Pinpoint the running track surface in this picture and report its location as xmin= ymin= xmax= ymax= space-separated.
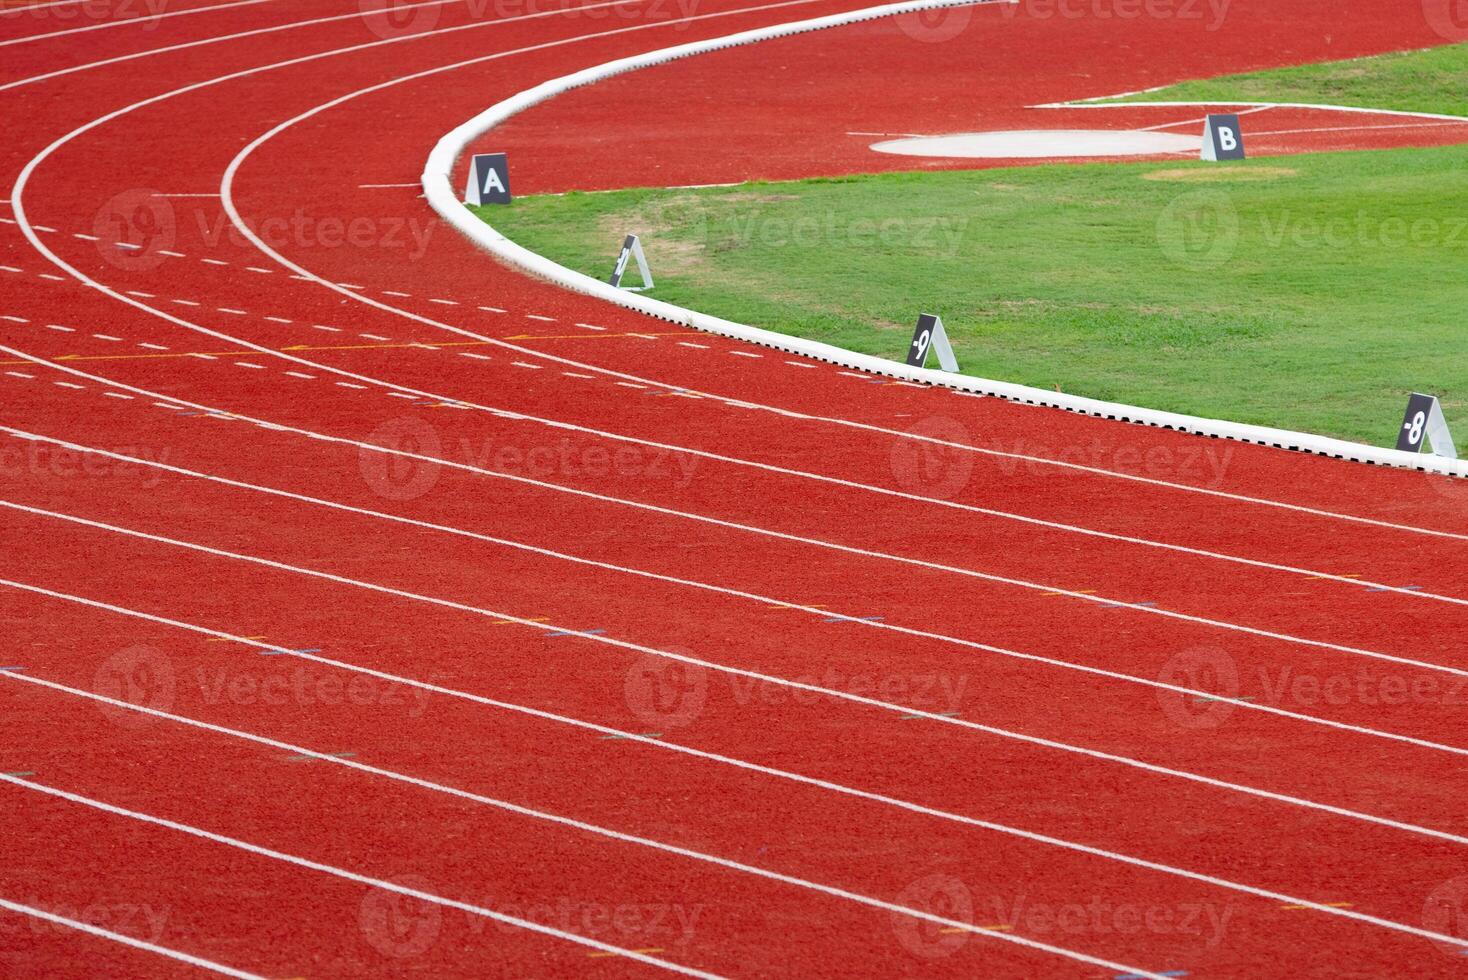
xmin=2 ymin=0 xmax=1468 ymax=977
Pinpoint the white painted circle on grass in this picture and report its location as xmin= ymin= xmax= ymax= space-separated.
xmin=871 ymin=129 xmax=1204 ymax=159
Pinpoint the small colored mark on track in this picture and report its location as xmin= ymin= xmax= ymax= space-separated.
xmin=586 ymin=947 xmax=668 ymax=959
xmin=284 ymin=752 xmax=357 ymax=763
xmin=599 ymin=732 xmax=662 ymax=741
xmin=1280 ymin=901 xmax=1353 ymax=911
xmin=546 ymin=628 xmax=607 ymax=638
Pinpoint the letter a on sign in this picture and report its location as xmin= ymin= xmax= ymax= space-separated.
xmin=906 ymin=313 xmax=959 ymax=373
xmin=464 ymin=153 xmax=511 ymax=205
xmin=1396 ymin=391 xmax=1458 ymax=459
xmin=1201 ymin=114 xmax=1245 ymax=161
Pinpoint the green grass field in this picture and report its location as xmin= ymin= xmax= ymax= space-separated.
xmin=477 ymin=46 xmax=1468 ymax=447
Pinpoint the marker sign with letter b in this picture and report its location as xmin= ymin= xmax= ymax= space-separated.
xmin=1201 ymin=115 xmax=1245 ymax=162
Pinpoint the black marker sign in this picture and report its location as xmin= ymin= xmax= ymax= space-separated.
xmin=906 ymin=313 xmax=959 ymax=372
xmin=1397 ymin=391 xmax=1457 ymax=458
xmin=1201 ymin=115 xmax=1246 ymax=162
xmin=464 ymin=153 xmax=511 ymax=206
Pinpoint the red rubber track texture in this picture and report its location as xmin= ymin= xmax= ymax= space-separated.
xmin=3 ymin=0 xmax=1468 ymax=976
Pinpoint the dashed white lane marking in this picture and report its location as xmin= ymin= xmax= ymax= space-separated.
xmin=234 ymin=362 xmax=265 ymax=370
xmin=4 ymin=371 xmax=34 ymax=379
xmin=429 ymin=298 xmax=457 ymax=306
xmin=459 ymin=352 xmax=491 ymax=361
xmin=616 ymin=382 xmax=646 ymax=390
xmin=383 ymin=290 xmax=410 ymax=297
xmin=0 ymin=266 xmax=20 ymax=274
xmin=386 ymin=391 xmax=416 ymax=399
xmin=187 ymin=353 xmax=216 ymax=360
xmin=45 ymin=324 xmax=73 ymax=332
xmin=202 ymin=258 xmax=228 ymax=266
xmin=53 ymin=381 xmax=83 ymax=389
xmin=786 ymin=360 xmax=817 ymax=368
xmin=92 ymin=334 xmax=121 ymax=342
xmin=0 ymin=315 xmax=27 ymax=323
xmin=138 ymin=343 xmax=169 ymax=351
xmin=246 ymin=267 xmax=273 ymax=274
xmin=171 ymin=299 xmax=202 ymax=307
xmin=575 ymin=323 xmax=606 ymax=331
xmin=217 ymin=308 xmax=247 ymax=315
xmin=839 ymin=371 xmax=870 ymax=378
xmin=678 ymin=342 xmax=709 ymax=349
xmin=102 ymin=392 xmax=133 ymax=399
xmin=38 ymin=273 xmax=63 ymax=281
xmin=360 ymin=333 xmax=390 ymax=341
xmin=730 ymin=350 xmax=762 ymax=358
xmin=562 ymin=372 xmax=595 ymax=379
xmin=335 ymin=381 xmax=367 ymax=389
xmin=511 ymin=361 xmax=543 ymax=370
xmin=284 ymin=371 xmax=315 ymax=380
xmin=478 ymin=305 xmax=506 ymax=313
xmin=312 ymin=325 xmax=341 ymax=333
xmin=526 ymin=314 xmax=556 ymax=322
xmin=124 ymin=290 xmax=154 ymax=299
xmin=264 ymin=316 xmax=292 ymax=324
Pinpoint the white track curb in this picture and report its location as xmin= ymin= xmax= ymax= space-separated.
xmin=422 ymin=0 xmax=1468 ymax=480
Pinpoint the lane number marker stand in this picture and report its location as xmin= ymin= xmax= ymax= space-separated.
xmin=906 ymin=313 xmax=958 ymax=372
xmin=1201 ymin=114 xmax=1245 ymax=161
xmin=608 ymin=234 xmax=653 ymax=292
xmin=464 ymin=153 xmax=511 ymax=205
xmin=1396 ymin=392 xmax=1458 ymax=458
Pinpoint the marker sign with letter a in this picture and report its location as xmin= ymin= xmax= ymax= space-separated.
xmin=1201 ymin=114 xmax=1245 ymax=162
xmin=464 ymin=153 xmax=511 ymax=205
xmin=1396 ymin=391 xmax=1458 ymax=458
xmin=608 ymin=234 xmax=653 ymax=291
xmin=906 ymin=313 xmax=959 ymax=373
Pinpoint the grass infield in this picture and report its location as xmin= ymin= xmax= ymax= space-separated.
xmin=478 ymin=47 xmax=1468 ymax=447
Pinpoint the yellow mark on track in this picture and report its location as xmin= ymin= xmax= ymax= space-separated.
xmin=586 ymin=947 xmax=667 ymax=959
xmin=1041 ymin=589 xmax=1097 ymax=597
xmin=490 ymin=617 xmax=550 ymax=626
xmin=503 ymin=332 xmax=685 ymax=341
xmin=206 ymin=635 xmax=266 ymax=643
xmin=1280 ymin=901 xmax=1353 ymax=911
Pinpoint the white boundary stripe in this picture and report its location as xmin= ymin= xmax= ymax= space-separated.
xmin=3 ymin=427 xmax=1465 ymax=758
xmin=0 ymin=0 xmax=280 ymax=49
xmin=7 ymin=15 xmax=1465 ymax=545
xmin=2 ymin=348 xmax=1464 ymax=683
xmin=0 ymin=896 xmax=263 ymax=979
xmin=0 ymin=672 xmax=1170 ymax=977
xmin=1040 ymin=97 xmax=1468 ymax=125
xmin=5 ymin=587 xmax=1463 ymax=956
xmin=0 ymin=775 xmax=723 ymax=977
xmin=6 ymin=499 xmax=1468 ymax=847
xmin=420 ymin=28 xmax=1468 ymax=480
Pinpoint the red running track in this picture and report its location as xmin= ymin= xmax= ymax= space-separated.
xmin=3 ymin=0 xmax=1468 ymax=976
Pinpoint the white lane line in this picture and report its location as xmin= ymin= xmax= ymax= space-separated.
xmin=234 ymin=362 xmax=265 ymax=370
xmin=334 ymin=381 xmax=367 ymax=390
xmin=478 ymin=306 xmax=506 ymax=313
xmin=138 ymin=343 xmax=169 ymax=350
xmin=729 ymin=350 xmax=761 ymax=358
xmin=7 ymin=673 xmax=1184 ymax=978
xmin=188 ymin=0 xmax=1468 ymax=536
xmin=0 ymin=897 xmax=262 ymax=980
xmin=0 ymin=774 xmax=722 ymax=979
xmin=511 ymin=361 xmax=543 ymax=370
xmin=4 ymin=590 xmax=1437 ymax=963
xmin=360 ymin=333 xmax=390 ymax=341
xmin=785 ymin=360 xmax=816 ymax=368
xmin=5 ymin=498 xmax=1466 ymax=849
xmin=312 ymin=324 xmax=341 ymax=332
xmin=4 ymin=371 xmax=34 ymax=379
xmin=1 ymin=325 xmax=1460 ymax=684
xmin=102 ymin=392 xmax=132 ymax=399
xmin=562 ymin=371 xmax=594 ymax=378
xmin=459 ymin=352 xmax=491 ymax=360
xmin=677 ymin=341 xmax=708 ymax=348
xmin=0 ymin=0 xmax=284 ymax=51
xmin=574 ymin=323 xmax=606 ymax=331
xmin=526 ymin=314 xmax=556 ymax=322
xmin=263 ymin=316 xmax=292 ymax=324
xmin=283 ymin=371 xmax=314 ymax=380
xmin=171 ymin=299 xmax=202 ymax=307
xmin=8 ymin=425 xmax=1461 ymax=761
xmin=428 ymin=298 xmax=457 ymax=305
xmin=52 ymin=381 xmax=82 ymax=389
xmin=45 ymin=323 xmax=72 ymax=332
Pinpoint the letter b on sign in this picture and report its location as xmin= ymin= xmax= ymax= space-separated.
xmin=1201 ymin=114 xmax=1245 ymax=162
